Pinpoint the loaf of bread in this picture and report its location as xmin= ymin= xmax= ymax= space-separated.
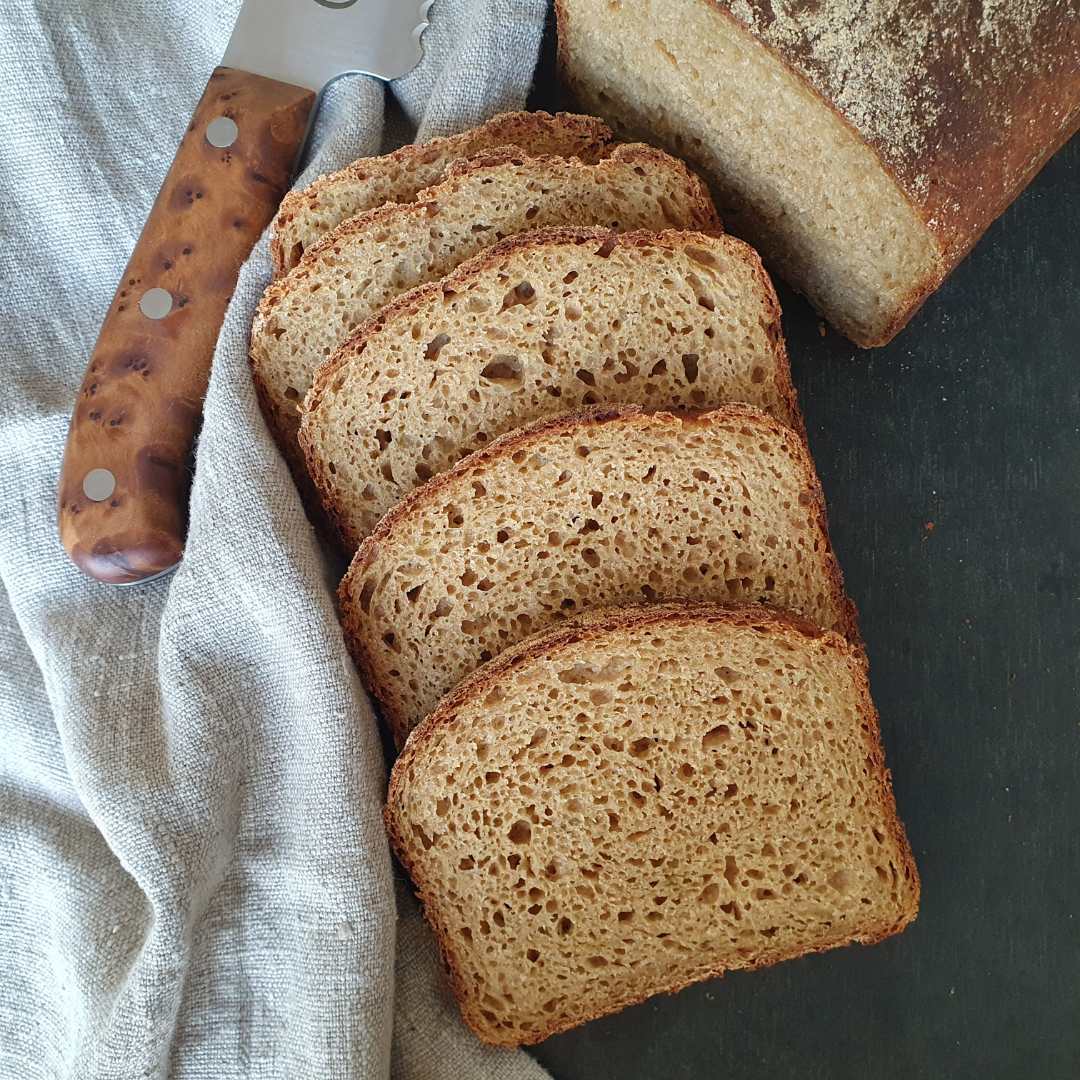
xmin=301 ymin=227 xmax=797 ymax=550
xmin=342 ymin=404 xmax=856 ymax=744
xmin=556 ymin=0 xmax=1080 ymax=346
xmin=251 ymin=146 xmax=719 ymax=479
xmin=269 ymin=111 xmax=613 ymax=276
xmin=386 ymin=601 xmax=920 ymax=1045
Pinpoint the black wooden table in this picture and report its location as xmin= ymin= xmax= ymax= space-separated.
xmin=529 ymin=29 xmax=1080 ymax=1080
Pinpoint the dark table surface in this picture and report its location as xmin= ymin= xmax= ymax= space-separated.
xmin=527 ymin=26 xmax=1080 ymax=1080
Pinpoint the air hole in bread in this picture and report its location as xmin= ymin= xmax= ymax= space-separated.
xmin=595 ymin=235 xmax=618 ymax=258
xmin=508 ymin=820 xmax=532 ymax=845
xmin=658 ymin=195 xmax=681 ymax=225
xmin=828 ymin=869 xmax=853 ymax=894
xmin=501 ymin=281 xmax=536 ymax=311
xmin=358 ymin=578 xmax=376 ymax=613
xmin=479 ymin=358 xmax=523 ymax=388
xmin=425 ymin=333 xmax=450 ymax=360
xmin=685 ymin=246 xmax=720 ymax=269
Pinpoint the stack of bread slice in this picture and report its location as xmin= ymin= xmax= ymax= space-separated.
xmin=252 ymin=111 xmax=919 ymax=1046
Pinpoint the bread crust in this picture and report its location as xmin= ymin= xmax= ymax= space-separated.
xmin=339 ymin=402 xmax=858 ymax=745
xmin=385 ymin=600 xmax=920 ymax=1045
xmin=555 ymin=0 xmax=1080 ymax=345
xmin=300 ymin=226 xmax=800 ymax=553
xmin=269 ymin=110 xmax=614 ymax=276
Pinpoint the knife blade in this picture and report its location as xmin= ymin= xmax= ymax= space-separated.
xmin=58 ymin=0 xmax=432 ymax=585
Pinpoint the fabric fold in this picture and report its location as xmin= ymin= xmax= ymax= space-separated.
xmin=0 ymin=0 xmax=552 ymax=1076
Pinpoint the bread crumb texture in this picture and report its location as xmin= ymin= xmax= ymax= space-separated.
xmin=270 ymin=110 xmax=613 ymax=275
xmin=387 ymin=603 xmax=919 ymax=1045
xmin=253 ymin=144 xmax=718 ymax=464
xmin=302 ymin=228 xmax=795 ymax=550
xmin=343 ymin=404 xmax=854 ymax=743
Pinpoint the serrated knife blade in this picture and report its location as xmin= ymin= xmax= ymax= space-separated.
xmin=59 ymin=0 xmax=431 ymax=585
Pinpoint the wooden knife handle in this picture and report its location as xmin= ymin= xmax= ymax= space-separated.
xmin=58 ymin=67 xmax=315 ymax=585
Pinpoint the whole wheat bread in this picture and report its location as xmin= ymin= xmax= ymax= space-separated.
xmin=342 ymin=404 xmax=855 ymax=744
xmin=556 ymin=0 xmax=1080 ymax=346
xmin=300 ymin=227 xmax=795 ymax=551
xmin=252 ymin=145 xmax=720 ymax=480
xmin=270 ymin=111 xmax=613 ymax=276
xmin=386 ymin=601 xmax=920 ymax=1046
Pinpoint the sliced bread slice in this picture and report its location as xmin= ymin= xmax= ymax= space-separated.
xmin=252 ymin=145 xmax=719 ymax=479
xmin=386 ymin=601 xmax=920 ymax=1046
xmin=342 ymin=404 xmax=855 ymax=744
xmin=270 ymin=111 xmax=613 ymax=276
xmin=301 ymin=227 xmax=795 ymax=551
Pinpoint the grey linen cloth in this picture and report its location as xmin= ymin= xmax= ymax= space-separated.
xmin=0 ymin=2 xmax=554 ymax=1077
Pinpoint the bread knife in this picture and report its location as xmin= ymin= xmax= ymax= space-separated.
xmin=58 ymin=0 xmax=432 ymax=585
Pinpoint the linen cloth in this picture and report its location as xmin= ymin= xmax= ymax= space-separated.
xmin=0 ymin=2 xmax=553 ymax=1077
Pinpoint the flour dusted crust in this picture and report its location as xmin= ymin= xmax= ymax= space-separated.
xmin=717 ymin=0 xmax=1080 ymax=261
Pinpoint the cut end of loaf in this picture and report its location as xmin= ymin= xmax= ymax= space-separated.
xmin=387 ymin=602 xmax=919 ymax=1045
xmin=556 ymin=0 xmax=945 ymax=346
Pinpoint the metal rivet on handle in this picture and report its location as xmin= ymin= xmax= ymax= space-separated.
xmin=139 ymin=287 xmax=173 ymax=320
xmin=83 ymin=468 xmax=116 ymax=502
xmin=206 ymin=116 xmax=239 ymax=149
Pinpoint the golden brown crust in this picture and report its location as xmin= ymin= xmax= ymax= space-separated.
xmin=385 ymin=600 xmax=920 ymax=1045
xmin=340 ymin=402 xmax=857 ymax=746
xmin=269 ymin=110 xmax=614 ymax=275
